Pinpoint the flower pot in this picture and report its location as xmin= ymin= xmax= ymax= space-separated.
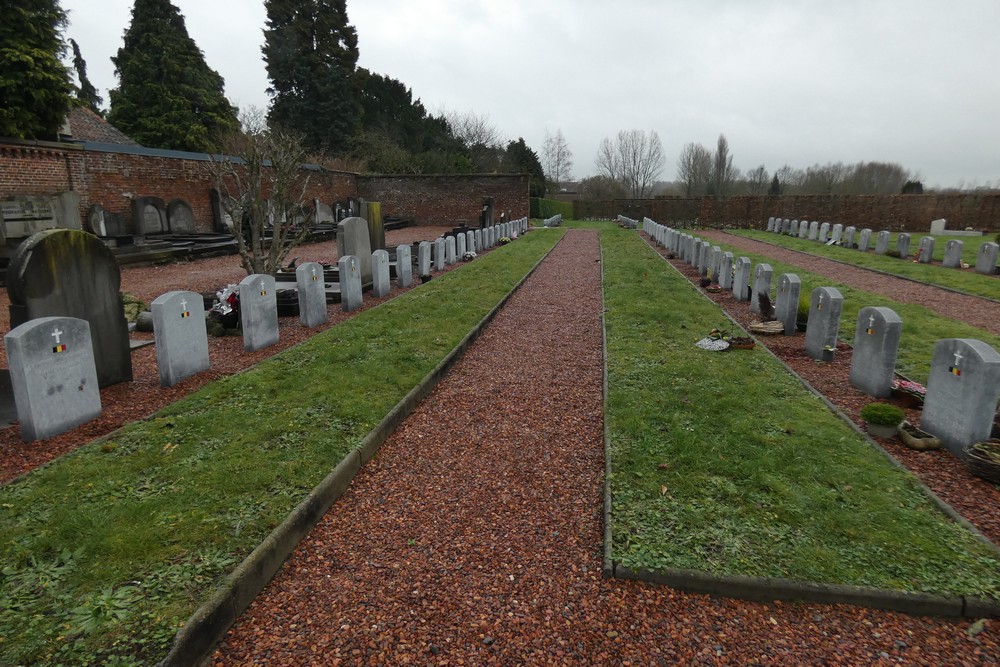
xmin=898 ymin=421 xmax=941 ymax=451
xmin=891 ymin=389 xmax=924 ymax=409
xmin=966 ymin=439 xmax=1000 ymax=484
xmin=865 ymin=422 xmax=899 ymax=438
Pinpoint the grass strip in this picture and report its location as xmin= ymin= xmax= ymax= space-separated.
xmin=602 ymin=226 xmax=1000 ymax=599
xmin=729 ymin=229 xmax=1000 ymax=301
xmin=0 ymin=229 xmax=562 ymax=667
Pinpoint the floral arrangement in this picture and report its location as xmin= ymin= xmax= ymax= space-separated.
xmin=462 ymin=251 xmax=477 ymax=262
xmin=891 ymin=379 xmax=926 ymax=398
xmin=498 ymin=236 xmax=512 ymax=245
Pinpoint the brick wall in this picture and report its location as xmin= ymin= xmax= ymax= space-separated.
xmin=577 ymin=195 xmax=1000 ymax=233
xmin=359 ymin=174 xmax=530 ymax=226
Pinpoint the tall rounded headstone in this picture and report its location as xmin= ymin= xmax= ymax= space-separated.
xmin=849 ymin=306 xmax=902 ymax=398
xmin=922 ymin=339 xmax=1000 ymax=457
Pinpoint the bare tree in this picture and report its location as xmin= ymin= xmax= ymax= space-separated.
xmin=676 ymin=142 xmax=712 ymax=196
xmin=209 ymin=107 xmax=315 ymax=276
xmin=579 ymin=174 xmax=625 ymax=200
xmin=774 ymin=164 xmax=804 ymax=194
xmin=444 ymin=109 xmax=503 ymax=148
xmin=595 ymin=129 xmax=664 ymax=198
xmin=711 ymin=134 xmax=739 ymax=198
xmin=744 ymin=164 xmax=769 ymax=195
xmin=542 ymin=129 xmax=574 ymax=192
xmin=843 ymin=161 xmax=910 ymax=194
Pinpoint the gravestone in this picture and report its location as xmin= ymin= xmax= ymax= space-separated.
xmin=474 ymin=229 xmax=483 ymax=251
xmin=804 ymin=287 xmax=843 ymax=361
xmin=314 ymin=201 xmax=335 ymax=224
xmin=1 ymin=193 xmax=81 ymax=243
xmin=396 ymin=245 xmax=413 ymax=288
xmin=808 ymin=221 xmax=819 ymax=240
xmin=152 ymin=290 xmax=210 ymax=386
xmin=131 ymin=196 xmax=167 ymax=235
xmin=466 ymin=230 xmax=476 ymax=253
xmin=86 ymin=204 xmax=126 ymax=237
xmin=849 ymin=307 xmax=902 ymax=398
xmin=733 ymin=257 xmax=751 ymax=302
xmin=844 ymin=226 xmax=857 ymax=247
xmin=975 ymin=242 xmax=999 ymax=275
xmin=917 ymin=236 xmax=935 ymax=263
xmin=875 ymin=231 xmax=890 ymax=255
xmin=339 ymin=255 xmax=363 ymax=312
xmin=719 ymin=252 xmax=734 ymax=290
xmin=897 ymin=233 xmax=911 ymax=259
xmin=166 ymin=198 xmax=196 ymax=233
xmin=781 ymin=219 xmax=791 ymax=235
xmin=790 ymin=219 xmax=800 ymax=236
xmin=434 ymin=238 xmax=446 ymax=271
xmin=239 ymin=274 xmax=278 ymax=352
xmin=750 ymin=263 xmax=773 ymax=315
xmin=417 ymin=241 xmax=431 ymax=277
xmin=366 ymin=202 xmax=385 ymax=251
xmin=295 ymin=262 xmax=328 ymax=328
xmin=457 ymin=232 xmax=467 ymax=258
xmin=775 ymin=274 xmax=801 ymax=336
xmin=767 ymin=217 xmax=775 ymax=232
xmin=4 ymin=316 xmax=101 ymax=441
xmin=6 ymin=229 xmax=132 ymax=387
xmin=210 ymin=188 xmax=235 ymax=233
xmin=831 ymin=223 xmax=843 ymax=244
xmin=943 ymin=240 xmax=964 ymax=268
xmin=710 ymin=246 xmax=721 ymax=282
xmin=445 ymin=236 xmax=457 ymax=266
xmin=859 ymin=229 xmax=873 ymax=252
xmin=699 ymin=241 xmax=711 ymax=276
xmin=372 ymin=249 xmax=391 ymax=297
xmin=798 ymin=221 xmax=809 ymax=239
xmin=337 ymin=217 xmax=373 ymax=284
xmin=922 ymin=339 xmax=1000 ymax=457
xmin=818 ymin=222 xmax=830 ymax=243
xmin=691 ymin=238 xmax=701 ymax=267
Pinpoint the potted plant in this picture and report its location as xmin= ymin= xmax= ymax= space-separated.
xmin=890 ymin=379 xmax=926 ymax=409
xmin=897 ymin=421 xmax=942 ymax=451
xmin=966 ymin=439 xmax=1000 ymax=484
xmin=860 ymin=403 xmax=904 ymax=438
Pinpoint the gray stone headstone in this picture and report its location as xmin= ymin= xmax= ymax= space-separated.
xmin=417 ymin=241 xmax=431 ymax=277
xmin=804 ymin=287 xmax=844 ymax=361
xmin=922 ymin=339 xmax=1000 ymax=457
xmin=859 ymin=229 xmax=873 ymax=252
xmin=239 ymin=274 xmax=278 ymax=352
xmin=808 ymin=221 xmax=819 ymax=240
xmin=86 ymin=204 xmax=108 ymax=237
xmin=897 ymin=233 xmax=911 ymax=259
xmin=337 ymin=217 xmax=373 ymax=285
xmin=152 ymin=290 xmax=210 ymax=386
xmin=434 ymin=238 xmax=446 ymax=271
xmin=798 ymin=221 xmax=809 ymax=239
xmin=699 ymin=241 xmax=711 ymax=276
xmin=4 ymin=316 xmax=101 ymax=441
xmin=396 ymin=244 xmax=413 ymax=288
xmin=790 ymin=219 xmax=800 ymax=236
xmin=691 ymin=238 xmax=701 ymax=267
xmin=831 ymin=223 xmax=843 ymax=244
xmin=719 ymin=252 xmax=734 ymax=290
xmin=456 ymin=232 xmax=467 ymax=258
xmin=943 ymin=240 xmax=964 ymax=269
xmin=767 ymin=217 xmax=775 ymax=232
xmin=166 ymin=198 xmax=196 ymax=233
xmin=775 ymin=274 xmax=801 ymax=336
xmin=474 ymin=229 xmax=483 ymax=251
xmin=445 ymin=236 xmax=456 ymax=265
xmin=975 ymin=242 xmax=998 ymax=275
xmin=372 ymin=249 xmax=391 ymax=297
xmin=710 ymin=246 xmax=721 ymax=282
xmin=875 ymin=231 xmax=890 ymax=255
xmin=733 ymin=257 xmax=751 ymax=302
xmin=818 ymin=222 xmax=830 ymax=243
xmin=6 ymin=229 xmax=132 ymax=387
xmin=917 ymin=236 xmax=935 ymax=263
xmin=210 ymin=188 xmax=235 ymax=233
xmin=844 ymin=226 xmax=857 ymax=247
xmin=466 ymin=230 xmax=476 ymax=253
xmin=296 ymin=262 xmax=328 ymax=328
xmin=132 ymin=196 xmax=167 ymax=235
xmin=314 ymin=201 xmax=335 ymax=224
xmin=781 ymin=219 xmax=791 ymax=235
xmin=339 ymin=255 xmax=363 ymax=312
xmin=849 ymin=306 xmax=902 ymax=398
xmin=750 ymin=263 xmax=773 ymax=315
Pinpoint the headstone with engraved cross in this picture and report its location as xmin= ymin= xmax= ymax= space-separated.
xmin=152 ymin=290 xmax=210 ymax=386
xmin=239 ymin=274 xmax=279 ymax=352
xmin=295 ymin=262 xmax=328 ymax=328
xmin=849 ymin=307 xmax=902 ymax=398
xmin=922 ymin=339 xmax=1000 ymax=457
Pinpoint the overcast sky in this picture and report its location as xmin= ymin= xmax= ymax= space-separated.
xmin=61 ymin=0 xmax=1000 ymax=189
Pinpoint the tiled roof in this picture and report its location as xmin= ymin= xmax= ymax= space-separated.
xmin=65 ymin=107 xmax=140 ymax=146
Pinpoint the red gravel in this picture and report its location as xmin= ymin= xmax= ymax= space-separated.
xmin=209 ymin=230 xmax=998 ymax=667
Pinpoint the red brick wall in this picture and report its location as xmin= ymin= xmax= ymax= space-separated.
xmin=0 ymin=143 xmax=78 ymax=197
xmin=359 ymin=174 xmax=530 ymax=226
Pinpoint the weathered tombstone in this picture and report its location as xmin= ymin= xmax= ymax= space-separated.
xmin=210 ymin=188 xmax=235 ymax=233
xmin=434 ymin=238 xmax=446 ymax=271
xmin=719 ymin=252 xmax=734 ymax=290
xmin=710 ymin=246 xmax=721 ymax=282
xmin=337 ymin=217 xmax=373 ymax=284
xmin=844 ymin=226 xmax=857 ymax=247
xmin=849 ymin=307 xmax=902 ymax=398
xmin=831 ymin=223 xmax=843 ymax=244
xmin=943 ymin=240 xmax=964 ymax=268
xmin=699 ymin=241 xmax=711 ymax=276
xmin=339 ymin=255 xmax=363 ymax=312
xmin=166 ymin=198 xmax=196 ymax=233
xmin=917 ymin=236 xmax=935 ymax=263
xmin=733 ymin=257 xmax=751 ymax=302
xmin=897 ymin=233 xmax=911 ymax=259
xmin=366 ymin=202 xmax=385 ymax=251
xmin=750 ymin=263 xmax=773 ymax=315
xmin=474 ymin=229 xmax=483 ymax=251
xmin=6 ymin=229 xmax=132 ymax=387
xmin=930 ymin=218 xmax=947 ymax=234
xmin=371 ymin=249 xmax=391 ymax=297
xmin=775 ymin=274 xmax=801 ymax=336
xmin=808 ymin=221 xmax=819 ymax=240
xmin=859 ymin=229 xmax=873 ymax=252
xmin=975 ymin=242 xmax=999 ymax=275
xmin=790 ymin=219 xmax=800 ymax=236
xmin=417 ymin=241 xmax=432 ymax=278
xmin=314 ymin=201 xmax=336 ymax=224
xmin=456 ymin=232 xmax=467 ymax=258
xmin=131 ymin=196 xmax=167 ymax=235
xmin=466 ymin=230 xmax=476 ymax=253
xmin=798 ymin=221 xmax=809 ymax=239
xmin=396 ymin=244 xmax=413 ymax=288
xmin=781 ymin=219 xmax=791 ymax=235
xmin=445 ymin=236 xmax=457 ymax=265
xmin=152 ymin=290 xmax=210 ymax=386
xmin=875 ymin=231 xmax=890 ymax=255
xmin=804 ymin=287 xmax=844 ymax=362
xmin=295 ymin=262 xmax=327 ymax=328
xmin=239 ymin=274 xmax=278 ymax=352
xmin=767 ymin=217 xmax=775 ymax=232
xmin=818 ymin=222 xmax=830 ymax=242
xmin=922 ymin=339 xmax=1000 ymax=457
xmin=4 ymin=316 xmax=101 ymax=441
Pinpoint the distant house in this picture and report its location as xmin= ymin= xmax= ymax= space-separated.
xmin=59 ymin=107 xmax=140 ymax=146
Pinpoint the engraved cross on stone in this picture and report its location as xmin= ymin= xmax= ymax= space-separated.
xmin=818 ymin=294 xmax=825 ymax=310
xmin=180 ymin=299 xmax=187 ymax=311
xmin=51 ymin=328 xmax=63 ymax=345
xmin=311 ymin=267 xmax=318 ymax=280
xmin=953 ymin=351 xmax=963 ymax=367
xmin=868 ymin=314 xmax=876 ymax=328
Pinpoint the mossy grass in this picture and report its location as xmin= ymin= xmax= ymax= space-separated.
xmin=0 ymin=230 xmax=562 ymax=666
xmin=731 ymin=229 xmax=999 ymax=301
xmin=602 ymin=227 xmax=1000 ymax=598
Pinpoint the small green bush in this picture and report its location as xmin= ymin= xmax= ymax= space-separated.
xmin=797 ymin=297 xmax=810 ymax=322
xmin=859 ymin=402 xmax=905 ymax=426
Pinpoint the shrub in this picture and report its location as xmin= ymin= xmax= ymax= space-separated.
xmin=797 ymin=297 xmax=810 ymax=323
xmin=860 ymin=403 xmax=905 ymax=426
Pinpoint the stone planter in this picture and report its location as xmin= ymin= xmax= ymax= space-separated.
xmin=865 ymin=422 xmax=899 ymax=438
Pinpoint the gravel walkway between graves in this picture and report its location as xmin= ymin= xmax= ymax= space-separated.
xmin=211 ymin=229 xmax=997 ymax=666
xmin=697 ymin=230 xmax=1000 ymax=336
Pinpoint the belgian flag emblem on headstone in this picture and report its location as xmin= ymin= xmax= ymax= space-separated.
xmin=52 ymin=343 xmax=67 ymax=353
xmin=181 ymin=310 xmax=190 ymax=319
xmin=949 ymin=366 xmax=962 ymax=377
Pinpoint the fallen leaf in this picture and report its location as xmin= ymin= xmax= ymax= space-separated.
xmin=660 ymin=485 xmax=668 ymax=496
xmin=657 ymin=463 xmax=670 ymax=470
xmin=967 ymin=619 xmax=988 ymax=637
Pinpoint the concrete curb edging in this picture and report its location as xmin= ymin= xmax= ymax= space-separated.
xmin=156 ymin=232 xmax=563 ymax=667
xmin=599 ymin=240 xmax=614 ymax=580
xmin=599 ymin=230 xmax=1000 ymax=619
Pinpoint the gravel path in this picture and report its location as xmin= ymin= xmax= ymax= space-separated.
xmin=698 ymin=231 xmax=1000 ymax=336
xmin=210 ymin=230 xmax=997 ymax=666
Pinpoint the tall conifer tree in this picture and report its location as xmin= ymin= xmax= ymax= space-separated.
xmin=263 ymin=0 xmax=360 ymax=153
xmin=108 ymin=0 xmax=239 ymax=151
xmin=69 ymin=38 xmax=103 ymax=115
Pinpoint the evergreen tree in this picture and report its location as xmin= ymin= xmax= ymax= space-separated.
xmin=0 ymin=0 xmax=74 ymax=139
xmin=264 ymin=0 xmax=360 ymax=153
xmin=768 ymin=173 xmax=782 ymax=196
xmin=505 ymin=138 xmax=547 ymax=198
xmin=107 ymin=0 xmax=239 ymax=152
xmin=69 ymin=38 xmax=103 ymax=115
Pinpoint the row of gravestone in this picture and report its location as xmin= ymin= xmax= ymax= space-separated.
xmin=543 ymin=214 xmax=563 ymax=228
xmin=642 ymin=218 xmax=1000 ymax=457
xmin=618 ymin=215 xmax=638 ymax=229
xmin=2 ymin=217 xmax=531 ymax=442
xmin=766 ymin=216 xmax=1000 ymax=275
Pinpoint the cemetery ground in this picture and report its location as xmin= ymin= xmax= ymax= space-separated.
xmin=0 ymin=223 xmax=997 ymax=665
